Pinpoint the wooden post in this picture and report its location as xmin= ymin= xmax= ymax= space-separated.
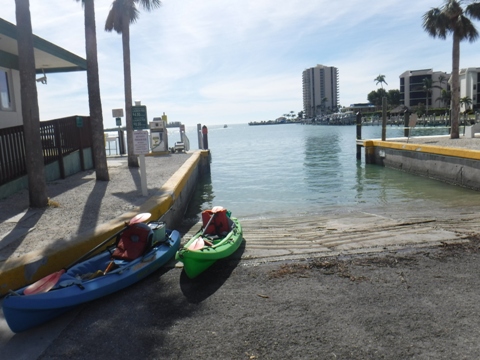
xmin=356 ymin=112 xmax=362 ymax=160
xmin=202 ymin=125 xmax=209 ymax=150
xmin=118 ymin=129 xmax=126 ymax=155
xmin=404 ymin=110 xmax=410 ymax=138
xmin=381 ymin=97 xmax=387 ymax=141
xmin=197 ymin=124 xmax=202 ymax=149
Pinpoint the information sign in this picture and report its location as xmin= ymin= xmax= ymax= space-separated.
xmin=112 ymin=108 xmax=124 ymax=118
xmin=132 ymin=105 xmax=148 ymax=130
xmin=133 ymin=131 xmax=150 ymax=155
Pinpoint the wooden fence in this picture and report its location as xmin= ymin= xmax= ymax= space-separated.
xmin=0 ymin=116 xmax=92 ymax=187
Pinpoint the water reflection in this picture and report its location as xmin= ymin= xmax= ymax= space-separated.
xmin=182 ymin=172 xmax=214 ymax=228
xmin=303 ymin=133 xmax=341 ymax=192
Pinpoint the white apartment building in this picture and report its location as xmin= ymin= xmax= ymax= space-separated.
xmin=459 ymin=67 xmax=480 ymax=112
xmin=302 ymin=64 xmax=339 ymax=119
xmin=399 ymin=69 xmax=450 ymax=110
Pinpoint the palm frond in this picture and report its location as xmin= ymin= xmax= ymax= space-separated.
xmin=457 ymin=16 xmax=479 ymax=42
xmin=442 ymin=0 xmax=463 ymax=18
xmin=136 ymin=0 xmax=162 ymax=11
xmin=466 ymin=2 xmax=480 ymax=22
xmin=423 ymin=8 xmax=449 ymax=38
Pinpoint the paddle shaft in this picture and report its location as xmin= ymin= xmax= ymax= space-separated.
xmin=65 ymin=225 xmax=127 ymax=270
xmin=202 ymin=212 xmax=216 ymax=236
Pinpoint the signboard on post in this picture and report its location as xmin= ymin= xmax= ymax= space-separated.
xmin=133 ymin=131 xmax=149 ymax=155
xmin=132 ymin=105 xmax=148 ymax=130
xmin=112 ymin=108 xmax=124 ymax=118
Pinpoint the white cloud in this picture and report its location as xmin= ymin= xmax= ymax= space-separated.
xmin=3 ymin=0 xmax=480 ymax=127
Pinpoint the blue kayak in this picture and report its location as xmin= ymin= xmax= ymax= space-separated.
xmin=2 ymin=228 xmax=180 ymax=333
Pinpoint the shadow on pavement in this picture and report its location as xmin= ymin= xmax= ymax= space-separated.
xmin=179 ymin=239 xmax=246 ymax=303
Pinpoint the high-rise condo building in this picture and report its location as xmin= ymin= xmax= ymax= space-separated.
xmin=302 ymin=64 xmax=339 ymax=119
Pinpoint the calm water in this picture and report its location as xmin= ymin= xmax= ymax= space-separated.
xmin=181 ymin=123 xmax=480 ymax=220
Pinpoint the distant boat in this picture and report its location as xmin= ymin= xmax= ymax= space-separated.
xmin=224 ymin=124 xmax=227 ymax=128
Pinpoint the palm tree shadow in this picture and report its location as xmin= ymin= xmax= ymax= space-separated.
xmin=179 ymin=239 xmax=246 ymax=304
xmin=0 ymin=208 xmax=45 ymax=261
xmin=76 ymin=180 xmax=108 ymax=235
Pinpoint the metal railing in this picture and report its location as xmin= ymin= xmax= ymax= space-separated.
xmin=0 ymin=116 xmax=92 ymax=186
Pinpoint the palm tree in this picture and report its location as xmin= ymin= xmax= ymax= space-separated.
xmin=76 ymin=0 xmax=109 ymax=181
xmin=423 ymin=0 xmax=480 ymax=138
xmin=437 ymin=74 xmax=448 ymax=87
xmin=460 ymin=96 xmax=473 ymax=111
xmin=15 ymin=0 xmax=48 ymax=207
xmin=105 ymin=0 xmax=161 ymax=167
xmin=374 ymin=74 xmax=388 ymax=89
xmin=436 ymin=88 xmax=451 ymax=108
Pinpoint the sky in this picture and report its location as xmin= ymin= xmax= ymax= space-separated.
xmin=3 ymin=0 xmax=480 ymax=128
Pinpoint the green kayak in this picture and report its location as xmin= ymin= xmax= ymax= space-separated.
xmin=176 ymin=215 xmax=243 ymax=279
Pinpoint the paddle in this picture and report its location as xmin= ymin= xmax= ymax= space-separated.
xmin=23 ymin=212 xmax=151 ymax=296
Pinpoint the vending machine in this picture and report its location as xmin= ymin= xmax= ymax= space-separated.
xmin=149 ymin=119 xmax=168 ymax=153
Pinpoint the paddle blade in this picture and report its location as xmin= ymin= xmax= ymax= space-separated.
xmin=129 ymin=213 xmax=151 ymax=225
xmin=188 ymin=237 xmax=205 ymax=250
xmin=24 ymin=269 xmax=66 ymax=296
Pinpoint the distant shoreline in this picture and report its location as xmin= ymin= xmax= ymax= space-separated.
xmin=248 ymin=121 xmax=299 ymax=126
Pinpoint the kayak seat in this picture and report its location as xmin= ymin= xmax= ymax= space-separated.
xmin=112 ymin=223 xmax=153 ymax=261
xmin=67 ymin=252 xmax=110 ymax=278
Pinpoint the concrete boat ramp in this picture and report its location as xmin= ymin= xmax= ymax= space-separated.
xmin=183 ymin=210 xmax=477 ymax=263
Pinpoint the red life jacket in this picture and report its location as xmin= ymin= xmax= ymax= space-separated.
xmin=202 ymin=209 xmax=231 ymax=236
xmin=112 ymin=223 xmax=153 ymax=261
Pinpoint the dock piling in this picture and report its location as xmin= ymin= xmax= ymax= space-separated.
xmin=381 ymin=97 xmax=387 ymax=141
xmin=356 ymin=112 xmax=362 ymax=160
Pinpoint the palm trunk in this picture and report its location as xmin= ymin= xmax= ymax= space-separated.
xmin=15 ymin=0 xmax=48 ymax=207
xmin=122 ymin=13 xmax=138 ymax=168
xmin=84 ymin=0 xmax=109 ymax=180
xmin=450 ymin=33 xmax=461 ymax=139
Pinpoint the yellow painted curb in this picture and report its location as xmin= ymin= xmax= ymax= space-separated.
xmin=365 ymin=140 xmax=480 ymax=161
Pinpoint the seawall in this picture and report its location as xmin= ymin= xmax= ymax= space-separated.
xmin=361 ymin=139 xmax=480 ymax=191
